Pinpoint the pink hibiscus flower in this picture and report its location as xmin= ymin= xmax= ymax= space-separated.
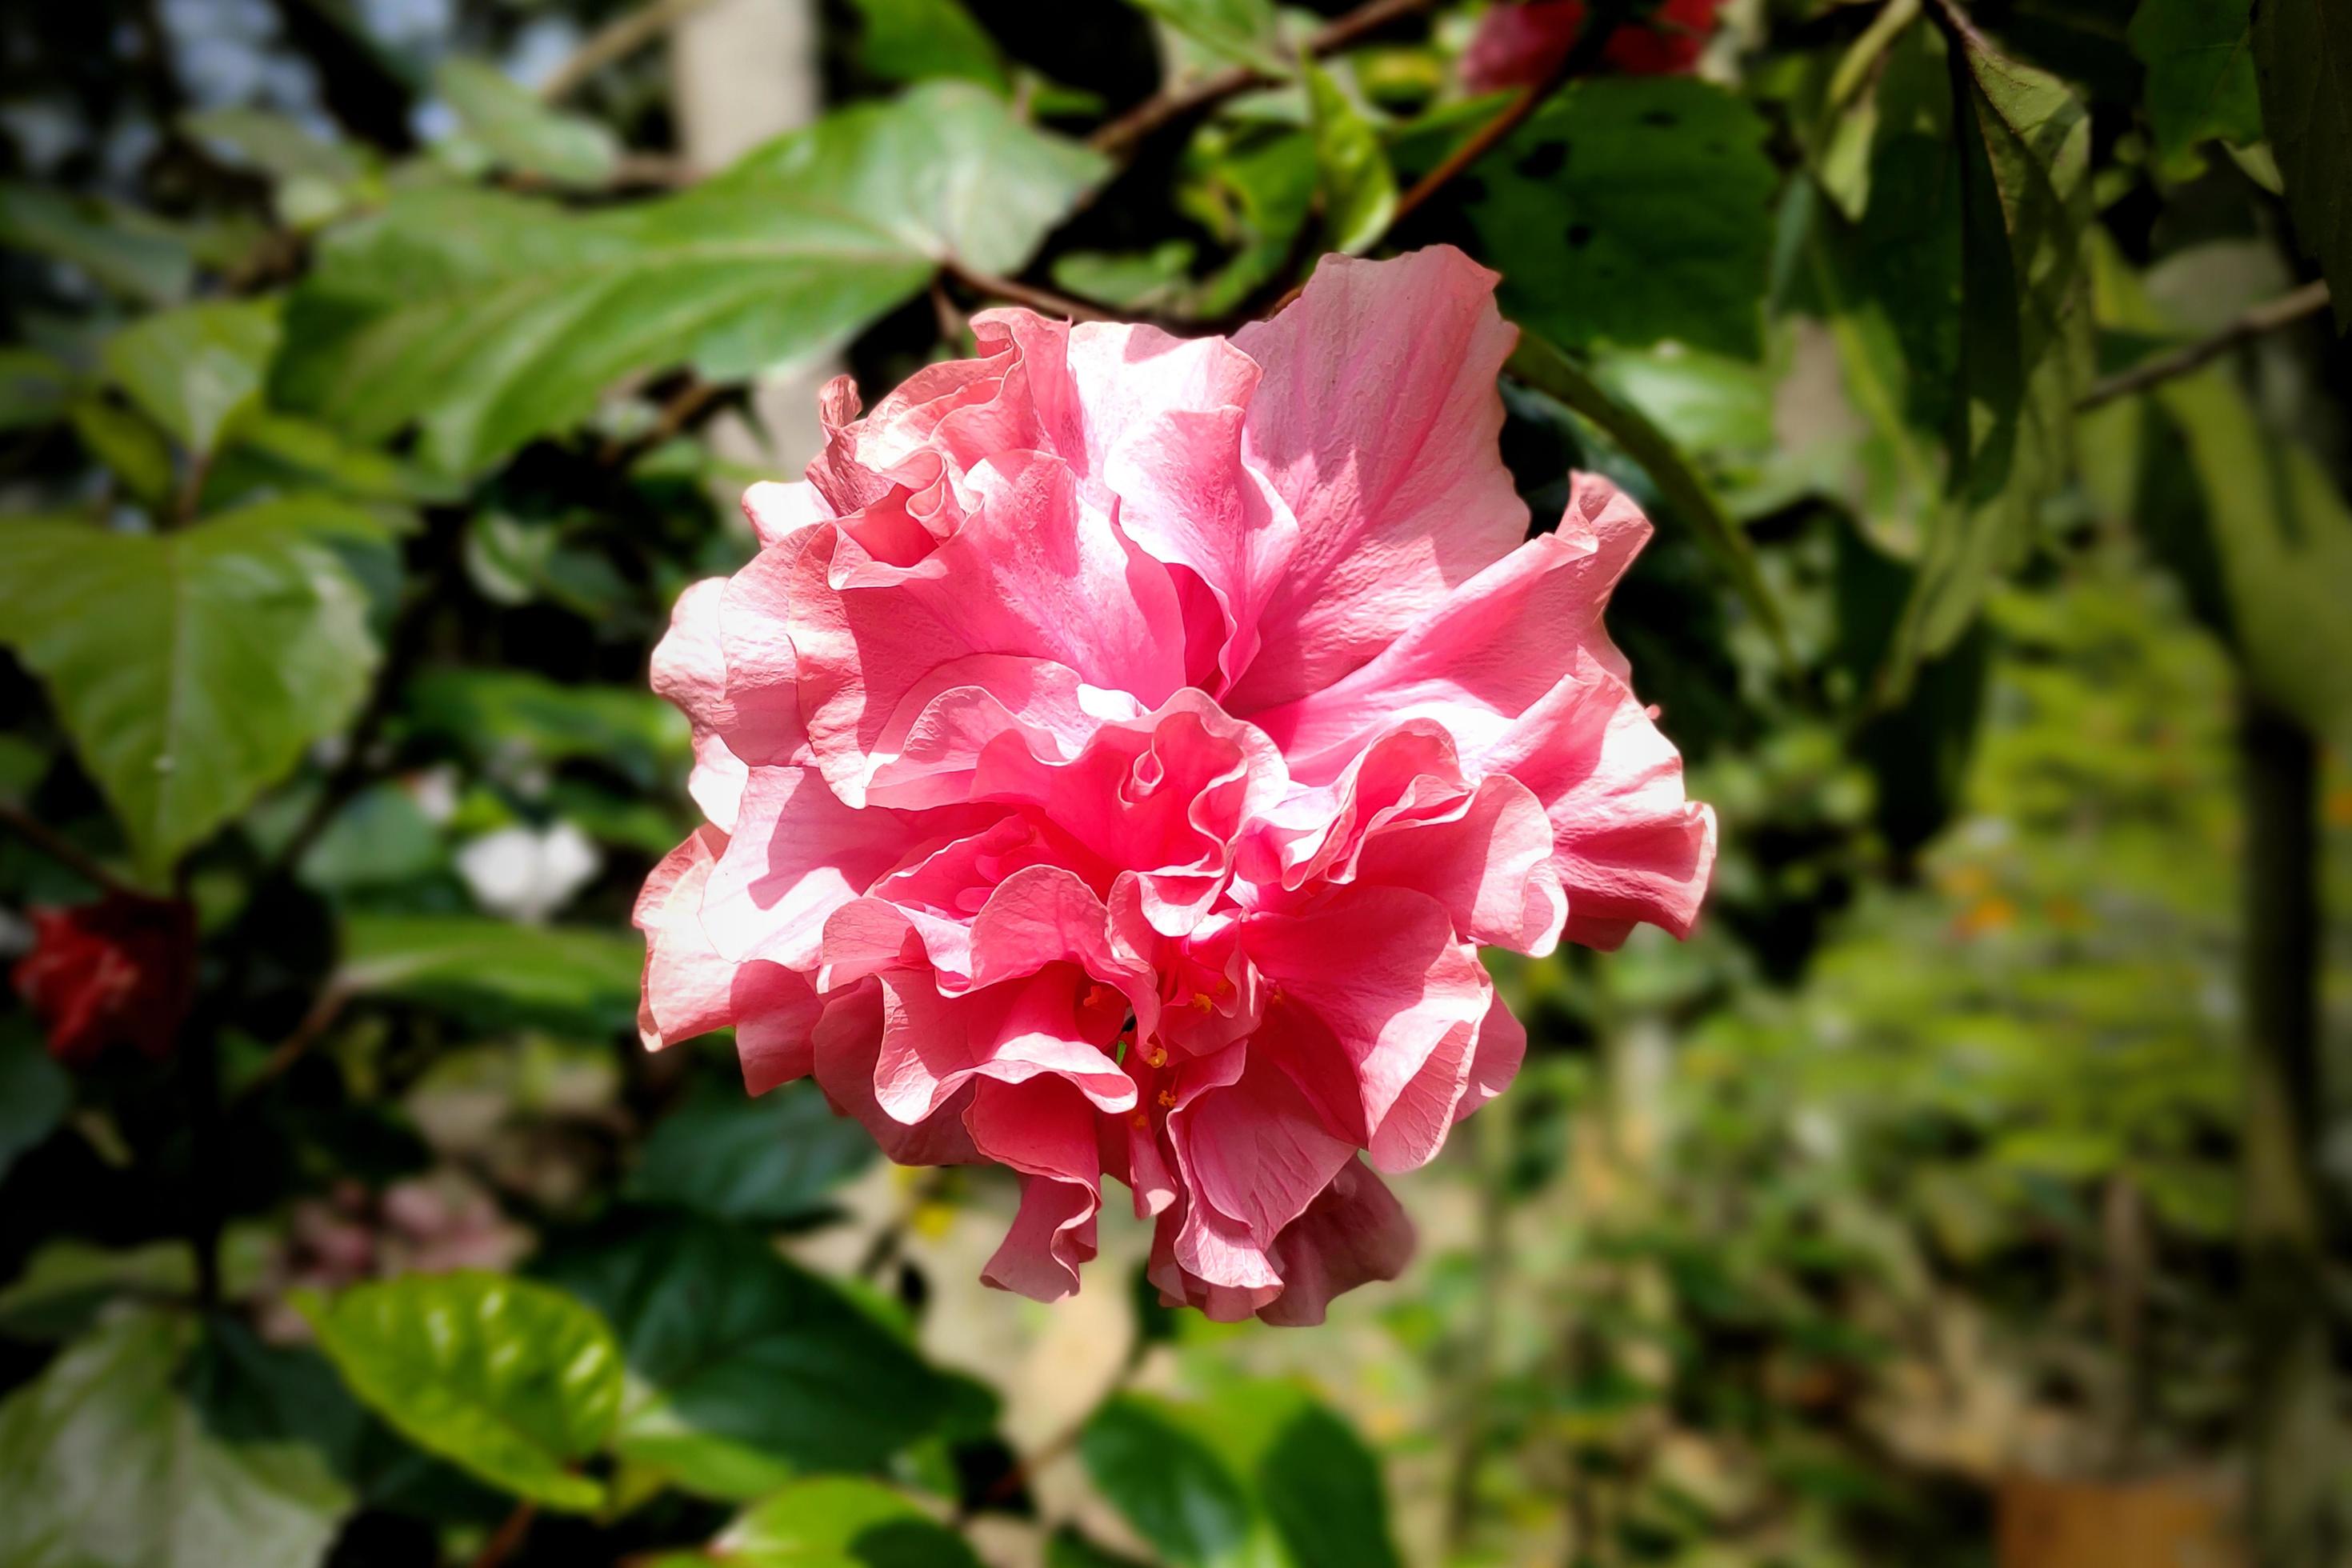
xmin=636 ymin=246 xmax=1714 ymax=1324
xmin=1462 ymin=0 xmax=1724 ymax=91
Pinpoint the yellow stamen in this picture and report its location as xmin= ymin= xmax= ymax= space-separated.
xmin=1156 ymin=1089 xmax=1177 ymax=1109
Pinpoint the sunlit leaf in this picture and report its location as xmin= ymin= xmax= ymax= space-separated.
xmin=101 ymin=298 xmax=281 ymax=458
xmin=274 ymin=84 xmax=1106 ymax=477
xmin=301 ymin=1272 xmax=623 ymax=1511
xmin=0 ymin=1309 xmax=350 ymax=1567
xmin=1305 ymin=64 xmax=1396 ymax=255
xmin=1129 ymin=0 xmax=1287 ymax=74
xmin=644 ymin=1476 xmax=982 ymax=1566
xmin=0 ymin=498 xmax=394 ymax=879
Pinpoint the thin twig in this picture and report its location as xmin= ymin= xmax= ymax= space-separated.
xmin=0 ymin=802 xmax=141 ymax=898
xmin=2077 ymin=280 xmax=2333 ymax=410
xmin=470 ymin=1500 xmax=538 ymax=1568
xmin=235 ymin=982 xmax=353 ymax=1103
xmin=943 ymin=262 xmax=1113 ymax=322
xmin=537 ymin=0 xmax=714 ymax=104
xmin=1391 ymin=6 xmax=1629 ymax=228
xmin=602 ymin=376 xmax=731 ymax=465
xmin=1088 ymin=0 xmax=1437 ymax=158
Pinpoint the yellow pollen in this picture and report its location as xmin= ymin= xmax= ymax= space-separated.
xmin=1189 ymin=992 xmax=1215 ymax=1013
xmin=1156 ymin=1089 xmax=1178 ymax=1109
xmin=1130 ymin=1110 xmax=1150 ymax=1130
xmin=1143 ymin=1045 xmax=1169 ymax=1069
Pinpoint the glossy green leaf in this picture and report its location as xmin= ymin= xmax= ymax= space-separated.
xmin=402 ymin=669 xmax=690 ymax=790
xmin=0 ymin=498 xmax=391 ymax=879
xmin=538 ymin=1214 xmax=960 ymax=1499
xmin=1129 ymin=0 xmax=1287 ymax=74
xmin=2127 ymin=0 xmax=2261 ymax=170
xmin=0 ymin=182 xmax=194 ymax=304
xmin=1400 ymin=78 xmax=1777 ymax=358
xmin=0 ymin=1022 xmax=70 ymax=1184
xmin=301 ymin=1271 xmax=624 ymax=1510
xmin=0 ymin=1309 xmax=350 ymax=1567
xmin=2251 ymin=0 xmax=2352 ymax=326
xmin=1181 ymin=130 xmax=1317 ymax=315
xmin=274 ymin=84 xmax=1105 ymax=478
xmin=1305 ymin=65 xmax=1396 ymax=255
xmin=337 ymin=914 xmax=642 ymax=1034
xmin=1251 ymin=1397 xmax=1399 ymax=1568
xmin=847 ymin=0 xmax=1007 ymax=90
xmin=646 ymin=1476 xmax=982 ymax=1566
xmin=435 ymin=58 xmax=621 ymax=189
xmin=628 ymin=1083 xmax=876 ymax=1225
xmin=102 ymin=298 xmax=282 ymax=458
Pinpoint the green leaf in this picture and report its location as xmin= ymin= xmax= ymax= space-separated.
xmin=435 ymin=58 xmax=622 ymax=189
xmin=274 ymin=84 xmax=1105 ymax=478
xmin=1250 ymin=1397 xmax=1399 ymax=1568
xmin=102 ymin=298 xmax=282 ymax=458
xmin=301 ymin=1271 xmax=624 ymax=1511
xmin=0 ymin=1022 xmax=70 ymax=1184
xmin=646 ymin=1476 xmax=982 ymax=1566
xmin=1891 ymin=27 xmax=2092 ymax=672
xmin=0 ymin=1309 xmax=350 ymax=1568
xmin=337 ymin=914 xmax=642 ymax=1034
xmin=627 ymin=1083 xmax=877 ymax=1226
xmin=69 ymin=396 xmax=177 ymax=510
xmin=538 ymin=1214 xmax=961 ymax=1499
xmin=182 ymin=108 xmax=366 ymax=185
xmin=0 ymin=347 xmax=75 ymax=430
xmin=1399 ymin=78 xmax=1778 ymax=358
xmin=2251 ymin=0 xmax=2352 ymax=326
xmin=0 ymin=1240 xmax=197 ymax=1342
xmin=2150 ymin=367 xmax=2352 ymax=739
xmin=847 ymin=0 xmax=1008 ymax=90
xmin=2127 ymin=0 xmax=2262 ymax=170
xmin=1051 ymin=241 xmax=1199 ymax=311
xmin=1129 ymin=0 xmax=1288 ymax=74
xmin=0 ymin=182 xmax=194 ymax=304
xmin=0 ymin=498 xmax=390 ymax=879
xmin=1079 ymin=1395 xmax=1257 ymax=1567
xmin=1304 ymin=65 xmax=1396 ymax=255
xmin=403 ymin=669 xmax=690 ymax=790
xmin=1506 ymin=335 xmax=1787 ymax=656
xmin=1180 ymin=130 xmax=1317 ymax=316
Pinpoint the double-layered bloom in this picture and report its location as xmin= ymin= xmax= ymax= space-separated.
xmin=12 ymin=890 xmax=196 ymax=1066
xmin=636 ymin=247 xmax=1713 ymax=1322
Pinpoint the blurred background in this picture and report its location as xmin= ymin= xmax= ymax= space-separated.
xmin=1 ymin=0 xmax=2347 ymax=1565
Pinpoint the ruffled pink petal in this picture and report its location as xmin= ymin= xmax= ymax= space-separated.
xmin=1475 ymin=652 xmax=1717 ymax=946
xmin=1247 ymin=475 xmax=1650 ymax=784
xmin=1226 ymin=247 xmax=1529 ymax=711
xmin=1254 ymin=1161 xmax=1414 ymax=1326
xmin=874 ymin=964 xmax=1135 ymax=1126
xmin=741 ymin=478 xmax=836 ymax=547
xmin=635 ymin=826 xmax=735 ymax=1050
xmin=788 ymin=452 xmax=1188 ymax=807
xmin=1238 ymin=885 xmax=1492 ymax=1150
xmin=809 ymin=982 xmax=981 ymax=1165
xmin=1453 ymin=986 xmax=1527 ymax=1125
xmin=698 ymin=767 xmax=968 ymax=969
xmin=970 ymin=1076 xmax=1102 ymax=1302
xmin=1166 ymin=1044 xmax=1352 ymax=1289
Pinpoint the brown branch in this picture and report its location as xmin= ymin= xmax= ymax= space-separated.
xmin=537 ymin=0 xmax=714 ymax=104
xmin=1088 ymin=0 xmax=1437 ymax=158
xmin=0 ymin=802 xmax=142 ymax=898
xmin=1391 ymin=6 xmax=1629 ymax=229
xmin=234 ymin=982 xmax=353 ymax=1104
xmin=943 ymin=262 xmax=1113 ymax=322
xmin=2076 ymin=280 xmax=2333 ymax=411
xmin=470 ymin=1500 xmax=538 ymax=1568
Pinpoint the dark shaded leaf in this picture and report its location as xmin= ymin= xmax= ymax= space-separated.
xmin=2251 ymin=0 xmax=2352 ymax=325
xmin=628 ymin=1082 xmax=876 ymax=1226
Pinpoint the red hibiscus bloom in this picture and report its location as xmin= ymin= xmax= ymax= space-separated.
xmin=12 ymin=891 xmax=197 ymax=1066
